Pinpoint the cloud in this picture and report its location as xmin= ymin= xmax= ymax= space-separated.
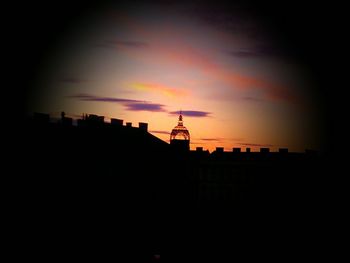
xmin=169 ymin=110 xmax=211 ymax=117
xmin=131 ymin=82 xmax=189 ymax=97
xmin=125 ymin=103 xmax=166 ymax=112
xmin=149 ymin=130 xmax=171 ymax=135
xmin=67 ymin=94 xmax=141 ymax=103
xmin=237 ymin=142 xmax=274 ymax=147
xmin=111 ymin=8 xmax=299 ymax=106
xmin=155 ymin=44 xmax=299 ymax=105
xmin=67 ymin=94 xmax=167 ymax=112
xmin=190 ymin=2 xmax=265 ymax=40
xmin=197 ymin=137 xmax=244 ymax=143
xmin=265 ymin=86 xmax=300 ymax=104
xmin=220 ymin=71 xmax=301 ymax=105
xmin=97 ymin=40 xmax=149 ymax=50
xmin=70 ymin=94 xmax=209 ymax=114
xmin=188 ymin=141 xmax=203 ymax=145
xmin=199 ymin=138 xmax=224 ymax=142
xmin=242 ymin=96 xmax=263 ymax=102
xmin=60 ymin=78 xmax=90 ymax=84
xmin=107 ymin=40 xmax=149 ymax=48
xmin=227 ymin=45 xmax=284 ymax=59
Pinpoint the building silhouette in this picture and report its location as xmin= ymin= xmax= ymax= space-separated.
xmin=170 ymin=112 xmax=190 ymax=151
xmin=25 ymin=111 xmax=324 ymax=208
xmin=23 ymin=111 xmax=327 ymax=261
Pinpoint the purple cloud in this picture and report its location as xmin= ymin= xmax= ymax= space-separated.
xmin=125 ymin=103 xmax=166 ymax=112
xmin=67 ymin=94 xmax=141 ymax=103
xmin=169 ymin=110 xmax=211 ymax=117
xmin=67 ymin=93 xmax=166 ymax=112
xmin=68 ymin=94 xmax=209 ymax=114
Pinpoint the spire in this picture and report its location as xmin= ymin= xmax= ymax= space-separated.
xmin=178 ymin=110 xmax=183 ymax=126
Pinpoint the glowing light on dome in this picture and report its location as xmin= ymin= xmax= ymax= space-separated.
xmin=170 ymin=112 xmax=190 ymax=141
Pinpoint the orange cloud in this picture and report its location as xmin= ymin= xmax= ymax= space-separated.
xmin=131 ymin=82 xmax=189 ymax=97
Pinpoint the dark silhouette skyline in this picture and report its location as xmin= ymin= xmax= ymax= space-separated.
xmin=22 ymin=110 xmax=333 ymax=261
xmin=16 ymin=0 xmax=342 ymax=260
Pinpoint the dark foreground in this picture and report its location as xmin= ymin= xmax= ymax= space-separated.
xmin=20 ymin=114 xmax=334 ymax=261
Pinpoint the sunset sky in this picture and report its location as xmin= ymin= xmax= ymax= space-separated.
xmin=29 ymin=1 xmax=322 ymax=152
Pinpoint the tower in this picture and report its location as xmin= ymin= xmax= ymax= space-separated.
xmin=170 ymin=111 xmax=190 ymax=151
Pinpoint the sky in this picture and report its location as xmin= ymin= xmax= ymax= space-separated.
xmin=28 ymin=1 xmax=323 ymax=152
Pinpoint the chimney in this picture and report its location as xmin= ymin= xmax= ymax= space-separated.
xmin=87 ymin=114 xmax=104 ymax=123
xmin=139 ymin=122 xmax=148 ymax=132
xmin=126 ymin=122 xmax=132 ymax=127
xmin=232 ymin=147 xmax=241 ymax=153
xmin=260 ymin=148 xmax=270 ymax=153
xmin=111 ymin=118 xmax=123 ymax=126
xmin=246 ymin=148 xmax=251 ymax=153
xmin=196 ymin=147 xmax=203 ymax=152
xmin=216 ymin=147 xmax=224 ymax=153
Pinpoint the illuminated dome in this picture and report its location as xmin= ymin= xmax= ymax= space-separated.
xmin=170 ymin=113 xmax=190 ymax=141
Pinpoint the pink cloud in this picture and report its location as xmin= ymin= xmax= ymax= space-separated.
xmin=109 ymin=14 xmax=300 ymax=105
xmin=154 ymin=45 xmax=300 ymax=104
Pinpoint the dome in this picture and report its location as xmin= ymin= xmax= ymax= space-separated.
xmin=170 ymin=113 xmax=190 ymax=141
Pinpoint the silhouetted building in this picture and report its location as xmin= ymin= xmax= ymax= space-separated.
xmin=33 ymin=112 xmax=50 ymax=124
xmin=87 ymin=114 xmax=104 ymax=123
xmin=233 ymin=147 xmax=241 ymax=153
xmin=139 ymin=122 xmax=148 ymax=132
xmin=216 ymin=147 xmax=224 ymax=153
xmin=24 ymin=114 xmax=326 ymax=254
xmin=196 ymin=147 xmax=203 ymax=152
xmin=60 ymin=112 xmax=72 ymax=126
xmin=24 ymin=110 xmax=326 ymax=260
xmin=260 ymin=147 xmax=270 ymax=153
xmin=170 ymin=112 xmax=190 ymax=151
xmin=111 ymin=118 xmax=123 ymax=126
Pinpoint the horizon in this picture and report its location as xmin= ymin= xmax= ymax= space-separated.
xmin=27 ymin=111 xmax=320 ymax=153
